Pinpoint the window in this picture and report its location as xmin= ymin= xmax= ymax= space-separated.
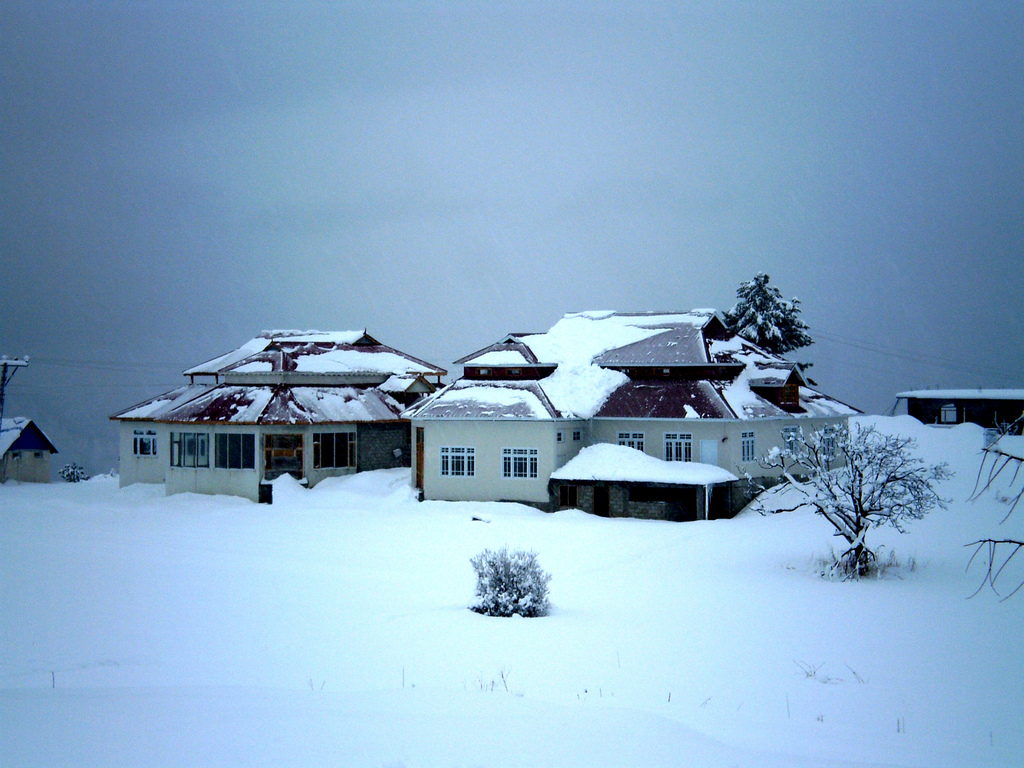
xmin=572 ymin=430 xmax=581 ymax=442
xmin=170 ymin=432 xmax=209 ymax=468
xmin=558 ymin=484 xmax=578 ymax=508
xmin=819 ymin=431 xmax=837 ymax=462
xmin=508 ymin=368 xmax=522 ymax=377
xmin=133 ymin=429 xmax=158 ymax=457
xmin=741 ymin=431 xmax=755 ymax=463
xmin=556 ymin=431 xmax=564 ymax=443
xmin=782 ymin=426 xmax=801 ymax=454
xmin=940 ymin=404 xmax=958 ymax=424
xmin=502 ymin=447 xmax=538 ymax=479
xmin=215 ymin=433 xmax=256 ymax=470
xmin=313 ymin=432 xmax=356 ymax=469
xmin=618 ymin=432 xmax=645 ymax=452
xmin=664 ymin=433 xmax=692 ymax=462
xmin=478 ymin=368 xmax=491 ymax=376
xmin=440 ymin=446 xmax=475 ymax=477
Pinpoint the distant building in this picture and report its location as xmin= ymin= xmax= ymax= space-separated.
xmin=0 ymin=418 xmax=58 ymax=483
xmin=111 ymin=330 xmax=446 ymax=502
xmin=896 ymin=390 xmax=1024 ymax=433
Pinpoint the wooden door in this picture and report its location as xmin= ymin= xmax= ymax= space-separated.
xmin=264 ymin=433 xmax=304 ymax=480
xmin=593 ymin=485 xmax=610 ymax=517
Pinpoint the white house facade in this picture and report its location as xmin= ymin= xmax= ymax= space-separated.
xmin=112 ymin=330 xmax=445 ymax=502
xmin=408 ymin=310 xmax=858 ymax=519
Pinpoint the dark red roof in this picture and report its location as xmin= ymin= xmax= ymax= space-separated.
xmin=594 ymin=381 xmax=737 ymax=419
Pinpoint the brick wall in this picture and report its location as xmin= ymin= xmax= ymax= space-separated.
xmin=357 ymin=423 xmax=411 ymax=471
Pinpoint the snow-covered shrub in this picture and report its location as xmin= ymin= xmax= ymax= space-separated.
xmin=470 ymin=547 xmax=551 ymax=617
xmin=59 ymin=463 xmax=89 ymax=483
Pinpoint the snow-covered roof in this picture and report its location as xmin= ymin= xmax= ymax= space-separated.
xmin=422 ymin=310 xmax=858 ymax=422
xmin=408 ymin=380 xmax=560 ymax=420
xmin=113 ymin=384 xmax=404 ymax=424
xmin=455 ymin=340 xmax=542 ymax=367
xmin=378 ymin=374 xmax=431 ymax=394
xmin=897 ymin=389 xmax=1024 ymax=401
xmin=1 ymin=418 xmax=58 ymax=456
xmin=112 ymin=385 xmax=213 ymax=421
xmin=184 ymin=331 xmax=445 ymax=378
xmin=467 ymin=349 xmax=535 ymax=366
xmin=551 ymin=444 xmax=737 ymax=485
xmin=517 ymin=310 xmax=721 ymax=369
xmin=1 ymin=417 xmax=30 ymax=456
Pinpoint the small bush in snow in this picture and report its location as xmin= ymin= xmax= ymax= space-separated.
xmin=59 ymin=463 xmax=89 ymax=483
xmin=470 ymin=547 xmax=551 ymax=617
xmin=814 ymin=547 xmax=915 ymax=581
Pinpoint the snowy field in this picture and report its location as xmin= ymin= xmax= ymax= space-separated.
xmin=2 ymin=416 xmax=1022 ymax=767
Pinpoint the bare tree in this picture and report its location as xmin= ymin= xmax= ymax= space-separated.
xmin=756 ymin=422 xmax=951 ymax=578
xmin=967 ymin=427 xmax=1024 ymax=599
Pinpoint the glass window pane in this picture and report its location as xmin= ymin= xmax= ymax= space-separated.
xmin=322 ymin=433 xmax=335 ymax=468
xmin=197 ymin=434 xmax=209 ymax=467
xmin=242 ymin=434 xmax=255 ymax=469
xmin=228 ymin=433 xmax=241 ymax=469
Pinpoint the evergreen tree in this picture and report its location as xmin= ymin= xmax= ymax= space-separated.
xmin=725 ymin=273 xmax=813 ymax=355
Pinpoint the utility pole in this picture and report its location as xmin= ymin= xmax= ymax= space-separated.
xmin=0 ymin=356 xmax=29 ymax=434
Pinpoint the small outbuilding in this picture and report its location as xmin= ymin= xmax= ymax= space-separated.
xmin=549 ymin=443 xmax=742 ymax=521
xmin=896 ymin=389 xmax=1024 ymax=433
xmin=0 ymin=418 xmax=58 ymax=483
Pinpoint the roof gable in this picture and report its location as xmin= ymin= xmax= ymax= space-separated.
xmin=184 ymin=331 xmax=446 ymax=378
xmin=1 ymin=418 xmax=58 ymax=455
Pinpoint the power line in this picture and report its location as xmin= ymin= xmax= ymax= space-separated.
xmin=27 ymin=355 xmax=185 ymax=375
xmin=810 ymin=328 xmax=1021 ymax=383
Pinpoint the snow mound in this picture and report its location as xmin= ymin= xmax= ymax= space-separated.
xmin=553 ymin=443 xmax=737 ymax=485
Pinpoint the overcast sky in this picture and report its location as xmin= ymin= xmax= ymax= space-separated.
xmin=2 ymin=1 xmax=1022 ymax=474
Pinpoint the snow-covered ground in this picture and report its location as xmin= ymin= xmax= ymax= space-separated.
xmin=1 ymin=416 xmax=1022 ymax=767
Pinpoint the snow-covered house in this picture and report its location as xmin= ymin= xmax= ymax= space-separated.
xmin=1 ymin=418 xmax=58 ymax=483
xmin=407 ymin=311 xmax=858 ymax=519
xmin=112 ymin=331 xmax=446 ymax=502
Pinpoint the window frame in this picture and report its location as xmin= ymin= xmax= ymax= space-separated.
xmin=664 ymin=432 xmax=692 ymax=462
xmin=440 ymin=446 xmax=475 ymax=477
xmin=741 ymin=430 xmax=755 ymax=463
xmin=312 ymin=431 xmax=356 ymax=469
xmin=170 ymin=431 xmax=209 ymax=468
xmin=502 ymin=447 xmax=539 ymax=479
xmin=618 ymin=431 xmax=645 ymax=453
xmin=133 ymin=428 xmax=158 ymax=457
xmin=782 ymin=426 xmax=801 ymax=454
xmin=215 ymin=432 xmax=256 ymax=470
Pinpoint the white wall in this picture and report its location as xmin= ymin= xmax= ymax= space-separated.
xmin=591 ymin=416 xmax=849 ymax=477
xmin=117 ymin=421 xmax=168 ymax=486
xmin=415 ymin=419 xmax=578 ymax=503
xmin=0 ymin=450 xmax=51 ymax=483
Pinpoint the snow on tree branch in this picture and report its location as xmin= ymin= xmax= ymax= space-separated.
xmin=724 ymin=272 xmax=813 ymax=355
xmin=967 ymin=423 xmax=1024 ymax=598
